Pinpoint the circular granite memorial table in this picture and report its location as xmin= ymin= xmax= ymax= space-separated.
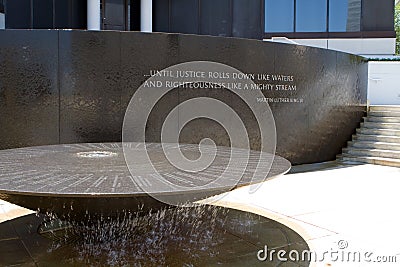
xmin=0 ymin=143 xmax=290 ymax=219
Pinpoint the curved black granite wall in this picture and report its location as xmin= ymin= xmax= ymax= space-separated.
xmin=0 ymin=30 xmax=368 ymax=164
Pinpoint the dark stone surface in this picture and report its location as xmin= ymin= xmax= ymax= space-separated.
xmin=272 ymin=43 xmax=345 ymax=163
xmin=0 ymin=30 xmax=368 ymax=164
xmin=0 ymin=143 xmax=291 ymax=218
xmin=0 ymin=30 xmax=59 ymax=149
xmin=120 ymin=32 xmax=180 ymax=143
xmin=59 ymin=30 xmax=122 ymax=144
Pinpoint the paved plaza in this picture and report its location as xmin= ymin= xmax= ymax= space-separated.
xmin=1 ymin=162 xmax=399 ymax=266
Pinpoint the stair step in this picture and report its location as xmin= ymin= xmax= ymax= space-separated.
xmin=369 ymin=105 xmax=400 ymax=112
xmin=340 ymin=106 xmax=400 ymax=167
xmin=342 ymin=148 xmax=400 ymax=159
xmin=338 ymin=154 xmax=400 ymax=167
xmin=368 ymin=111 xmax=400 ymax=118
xmin=348 ymin=141 xmax=400 ymax=151
xmin=364 ymin=116 xmax=400 ymax=123
xmin=356 ymin=128 xmax=400 ymax=137
xmin=361 ymin=122 xmax=400 ymax=130
xmin=352 ymin=134 xmax=400 ymax=144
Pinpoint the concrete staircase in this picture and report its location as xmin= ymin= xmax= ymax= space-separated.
xmin=338 ymin=105 xmax=400 ymax=167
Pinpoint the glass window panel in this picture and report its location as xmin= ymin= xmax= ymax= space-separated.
xmin=33 ymin=0 xmax=54 ymax=29
xmin=70 ymin=0 xmax=86 ymax=29
xmin=5 ymin=0 xmax=32 ymax=29
xmin=265 ymin=0 xmax=294 ymax=32
xmin=0 ymin=13 xmax=4 ymax=30
xmin=233 ymin=0 xmax=262 ymax=39
xmin=153 ymin=0 xmax=169 ymax=32
xmin=329 ymin=0 xmax=361 ymax=32
xmin=296 ymin=0 xmax=327 ymax=32
xmin=0 ymin=0 xmax=4 ymax=29
xmin=170 ymin=0 xmax=199 ymax=34
xmin=54 ymin=0 xmax=71 ymax=29
xmin=200 ymin=0 xmax=231 ymax=37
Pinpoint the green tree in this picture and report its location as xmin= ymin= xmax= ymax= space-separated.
xmin=396 ymin=4 xmax=400 ymax=54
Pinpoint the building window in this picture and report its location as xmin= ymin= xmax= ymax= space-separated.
xmin=170 ymin=0 xmax=199 ymax=34
xmin=329 ymin=0 xmax=361 ymax=32
xmin=0 ymin=0 xmax=4 ymax=29
xmin=265 ymin=0 xmax=294 ymax=32
xmin=295 ymin=0 xmax=327 ymax=32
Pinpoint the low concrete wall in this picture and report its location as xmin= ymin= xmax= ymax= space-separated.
xmin=368 ymin=61 xmax=400 ymax=105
